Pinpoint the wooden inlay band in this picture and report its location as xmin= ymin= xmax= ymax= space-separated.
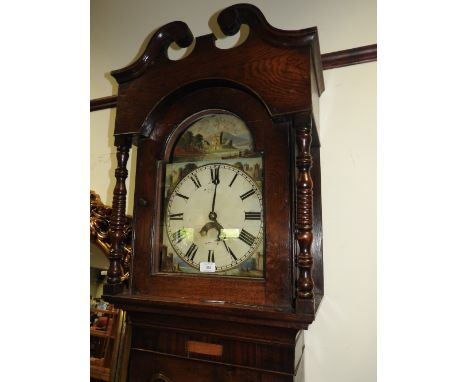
xmin=187 ymin=340 xmax=223 ymax=357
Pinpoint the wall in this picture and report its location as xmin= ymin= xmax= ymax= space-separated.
xmin=91 ymin=1 xmax=376 ymax=381
xmin=309 ymin=62 xmax=376 ymax=382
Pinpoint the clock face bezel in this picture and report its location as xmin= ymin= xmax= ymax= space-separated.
xmin=164 ymin=162 xmax=265 ymax=273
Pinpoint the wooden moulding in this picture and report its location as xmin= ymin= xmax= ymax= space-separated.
xmin=90 ymin=96 xmax=117 ymax=112
xmin=321 ymin=43 xmax=377 ymax=70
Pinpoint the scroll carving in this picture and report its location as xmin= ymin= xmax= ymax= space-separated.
xmin=218 ymin=3 xmax=317 ymax=47
xmin=104 ymin=136 xmax=132 ymax=294
xmin=90 ymin=191 xmax=132 ymax=281
xmin=294 ymin=114 xmax=314 ymax=313
xmin=111 ymin=21 xmax=194 ymax=83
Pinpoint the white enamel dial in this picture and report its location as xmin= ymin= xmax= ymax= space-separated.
xmin=165 ymin=163 xmax=263 ymax=272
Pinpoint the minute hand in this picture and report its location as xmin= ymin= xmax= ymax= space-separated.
xmin=210 ymin=166 xmax=220 ymax=216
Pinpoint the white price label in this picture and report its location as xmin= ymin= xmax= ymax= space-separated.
xmin=200 ymin=262 xmax=216 ymax=272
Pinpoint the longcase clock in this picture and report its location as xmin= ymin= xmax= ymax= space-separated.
xmin=103 ymin=4 xmax=325 ymax=381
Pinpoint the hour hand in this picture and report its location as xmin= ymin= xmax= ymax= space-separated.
xmin=223 ymin=239 xmax=237 ymax=261
xmin=199 ymin=221 xmax=224 ymax=241
xmin=199 ymin=221 xmax=223 ymax=236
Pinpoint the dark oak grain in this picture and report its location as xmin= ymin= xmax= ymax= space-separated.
xmin=90 ymin=44 xmax=377 ymax=112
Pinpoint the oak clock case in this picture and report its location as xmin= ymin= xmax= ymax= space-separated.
xmin=102 ymin=4 xmax=324 ymax=382
xmin=132 ymin=88 xmax=292 ymax=307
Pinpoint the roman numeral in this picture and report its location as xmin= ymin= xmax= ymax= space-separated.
xmin=239 ymin=229 xmax=256 ymax=247
xmin=208 ymin=250 xmax=215 ymax=262
xmin=229 ymin=173 xmax=238 ymax=187
xmin=172 ymin=229 xmax=188 ymax=244
xmin=240 ymin=189 xmax=255 ymax=200
xmin=245 ymin=212 xmax=261 ymax=220
xmin=190 ymin=174 xmax=201 ymax=188
xmin=211 ymin=166 xmax=220 ymax=184
xmin=185 ymin=243 xmax=198 ymax=261
xmin=176 ymin=192 xmax=189 ymax=200
xmin=169 ymin=213 xmax=184 ymax=220
xmin=223 ymin=241 xmax=237 ymax=261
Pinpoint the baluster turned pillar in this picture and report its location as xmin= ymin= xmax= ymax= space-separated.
xmin=294 ymin=113 xmax=315 ymax=313
xmin=104 ymin=135 xmax=132 ymax=295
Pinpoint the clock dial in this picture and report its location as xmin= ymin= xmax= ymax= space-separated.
xmin=165 ymin=163 xmax=263 ymax=272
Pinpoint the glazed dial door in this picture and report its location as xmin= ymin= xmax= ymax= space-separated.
xmin=165 ymin=163 xmax=263 ymax=272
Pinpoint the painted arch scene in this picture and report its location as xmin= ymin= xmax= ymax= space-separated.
xmin=173 ymin=113 xmax=256 ymax=162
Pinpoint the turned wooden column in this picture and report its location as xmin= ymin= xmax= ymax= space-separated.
xmin=294 ymin=113 xmax=315 ymax=313
xmin=104 ymin=135 xmax=132 ymax=295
